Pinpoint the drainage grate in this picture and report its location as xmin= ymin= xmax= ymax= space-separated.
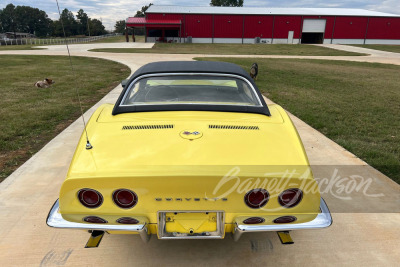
xmin=209 ymin=125 xmax=259 ymax=130
xmin=122 ymin=124 xmax=174 ymax=130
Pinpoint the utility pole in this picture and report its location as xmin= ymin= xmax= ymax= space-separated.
xmin=87 ymin=19 xmax=91 ymax=36
xmin=11 ymin=16 xmax=17 ymax=39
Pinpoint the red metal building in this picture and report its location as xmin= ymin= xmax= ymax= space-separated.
xmin=126 ymin=6 xmax=400 ymax=44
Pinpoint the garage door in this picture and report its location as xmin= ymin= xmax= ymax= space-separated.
xmin=302 ymin=19 xmax=326 ymax=33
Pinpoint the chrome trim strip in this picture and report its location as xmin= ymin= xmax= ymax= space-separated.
xmin=157 ymin=210 xmax=225 ymax=239
xmin=120 ymin=73 xmax=263 ymax=107
xmin=46 ymin=200 xmax=150 ymax=243
xmin=233 ymin=197 xmax=332 ymax=241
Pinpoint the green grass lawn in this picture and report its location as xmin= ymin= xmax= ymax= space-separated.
xmin=90 ymin=43 xmax=365 ymax=56
xmin=350 ymin=44 xmax=400 ymax=53
xmin=0 ymin=55 xmax=130 ymax=182
xmin=197 ymin=57 xmax=400 ymax=183
xmin=90 ymin=35 xmax=126 ymax=43
xmin=0 ymin=45 xmax=44 ymax=50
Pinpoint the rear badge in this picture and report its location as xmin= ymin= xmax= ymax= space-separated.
xmin=180 ymin=130 xmax=203 ymax=140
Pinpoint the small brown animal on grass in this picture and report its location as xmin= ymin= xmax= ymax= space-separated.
xmin=34 ymin=78 xmax=55 ymax=88
xmin=250 ymin=63 xmax=258 ymax=80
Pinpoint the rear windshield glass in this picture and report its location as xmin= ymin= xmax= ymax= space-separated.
xmin=121 ymin=75 xmax=261 ymax=107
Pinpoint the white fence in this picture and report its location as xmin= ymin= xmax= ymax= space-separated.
xmin=0 ymin=33 xmax=122 ymax=46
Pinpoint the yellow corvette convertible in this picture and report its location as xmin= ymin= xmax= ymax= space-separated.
xmin=47 ymin=61 xmax=331 ymax=247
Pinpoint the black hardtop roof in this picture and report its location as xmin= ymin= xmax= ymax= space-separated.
xmin=112 ymin=61 xmax=270 ymax=116
xmin=130 ymin=61 xmax=252 ymax=80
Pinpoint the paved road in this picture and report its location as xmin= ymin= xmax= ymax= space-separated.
xmin=0 ymin=43 xmax=399 ymax=266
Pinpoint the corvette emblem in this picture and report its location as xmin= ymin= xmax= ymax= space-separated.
xmin=180 ymin=130 xmax=203 ymax=140
xmin=183 ymin=131 xmax=200 ymax=135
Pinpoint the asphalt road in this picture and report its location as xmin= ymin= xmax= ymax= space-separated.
xmin=0 ymin=43 xmax=399 ymax=266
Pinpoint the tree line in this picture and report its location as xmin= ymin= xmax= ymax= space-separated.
xmin=0 ymin=3 xmax=106 ymax=38
xmin=210 ymin=0 xmax=243 ymax=6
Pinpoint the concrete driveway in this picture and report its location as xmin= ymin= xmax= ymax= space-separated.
xmin=34 ymin=42 xmax=154 ymax=52
xmin=0 ymin=43 xmax=399 ymax=266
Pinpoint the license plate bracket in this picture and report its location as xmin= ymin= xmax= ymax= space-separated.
xmin=158 ymin=211 xmax=225 ymax=239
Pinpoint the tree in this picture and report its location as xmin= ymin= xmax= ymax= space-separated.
xmin=88 ymin=18 xmax=106 ymax=36
xmin=0 ymin=4 xmax=17 ymax=37
xmin=14 ymin=6 xmax=52 ymax=37
xmin=50 ymin=8 xmax=78 ymax=37
xmin=210 ymin=0 xmax=244 ymax=7
xmin=114 ymin=20 xmax=125 ymax=34
xmin=0 ymin=9 xmax=3 ymax=32
xmin=51 ymin=20 xmax=63 ymax=37
xmin=0 ymin=4 xmax=107 ymax=37
xmin=134 ymin=3 xmax=153 ymax=17
xmin=76 ymin=9 xmax=89 ymax=35
xmin=0 ymin=4 xmax=52 ymax=37
xmin=59 ymin=8 xmax=78 ymax=36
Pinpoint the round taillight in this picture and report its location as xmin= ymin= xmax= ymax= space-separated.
xmin=78 ymin=189 xmax=103 ymax=208
xmin=243 ymin=217 xmax=265 ymax=224
xmin=83 ymin=216 xmax=107 ymax=223
xmin=273 ymin=216 xmax=297 ymax=224
xmin=113 ymin=189 xmax=138 ymax=209
xmin=278 ymin=188 xmax=303 ymax=208
xmin=116 ymin=217 xmax=139 ymax=224
xmin=244 ymin=189 xmax=269 ymax=209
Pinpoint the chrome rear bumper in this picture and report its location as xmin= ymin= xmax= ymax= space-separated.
xmin=47 ymin=198 xmax=331 ymax=243
xmin=233 ymin=197 xmax=332 ymax=241
xmin=46 ymin=200 xmax=150 ymax=243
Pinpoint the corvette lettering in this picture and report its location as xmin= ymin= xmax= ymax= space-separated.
xmin=155 ymin=197 xmax=228 ymax=201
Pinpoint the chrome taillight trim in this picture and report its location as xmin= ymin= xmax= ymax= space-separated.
xmin=77 ymin=188 xmax=103 ymax=208
xmin=278 ymin=188 xmax=303 ymax=208
xmin=46 ymin=199 xmax=150 ymax=243
xmin=244 ymin=188 xmax=270 ymax=209
xmin=83 ymin=216 xmax=108 ymax=224
xmin=243 ymin=217 xmax=266 ymax=224
xmin=273 ymin=216 xmax=297 ymax=224
xmin=112 ymin=189 xmax=138 ymax=209
xmin=233 ymin=197 xmax=332 ymax=241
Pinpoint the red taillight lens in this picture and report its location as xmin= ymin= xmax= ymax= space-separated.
xmin=116 ymin=217 xmax=139 ymax=224
xmin=243 ymin=217 xmax=265 ymax=224
xmin=78 ymin=189 xmax=103 ymax=208
xmin=278 ymin=188 xmax=303 ymax=208
xmin=273 ymin=216 xmax=297 ymax=224
xmin=83 ymin=216 xmax=107 ymax=223
xmin=113 ymin=189 xmax=138 ymax=209
xmin=244 ymin=189 xmax=269 ymax=209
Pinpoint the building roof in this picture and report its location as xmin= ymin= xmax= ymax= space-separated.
xmin=146 ymin=5 xmax=400 ymax=17
xmin=125 ymin=18 xmax=181 ymax=28
xmin=5 ymin=32 xmax=34 ymax=35
xmin=126 ymin=17 xmax=181 ymax=25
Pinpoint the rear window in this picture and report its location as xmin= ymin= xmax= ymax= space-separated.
xmin=121 ymin=75 xmax=262 ymax=107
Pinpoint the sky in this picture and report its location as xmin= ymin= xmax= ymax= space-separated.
xmin=1 ymin=0 xmax=400 ymax=31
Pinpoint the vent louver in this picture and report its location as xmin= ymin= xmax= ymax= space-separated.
xmin=122 ymin=124 xmax=174 ymax=130
xmin=209 ymin=125 xmax=259 ymax=130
